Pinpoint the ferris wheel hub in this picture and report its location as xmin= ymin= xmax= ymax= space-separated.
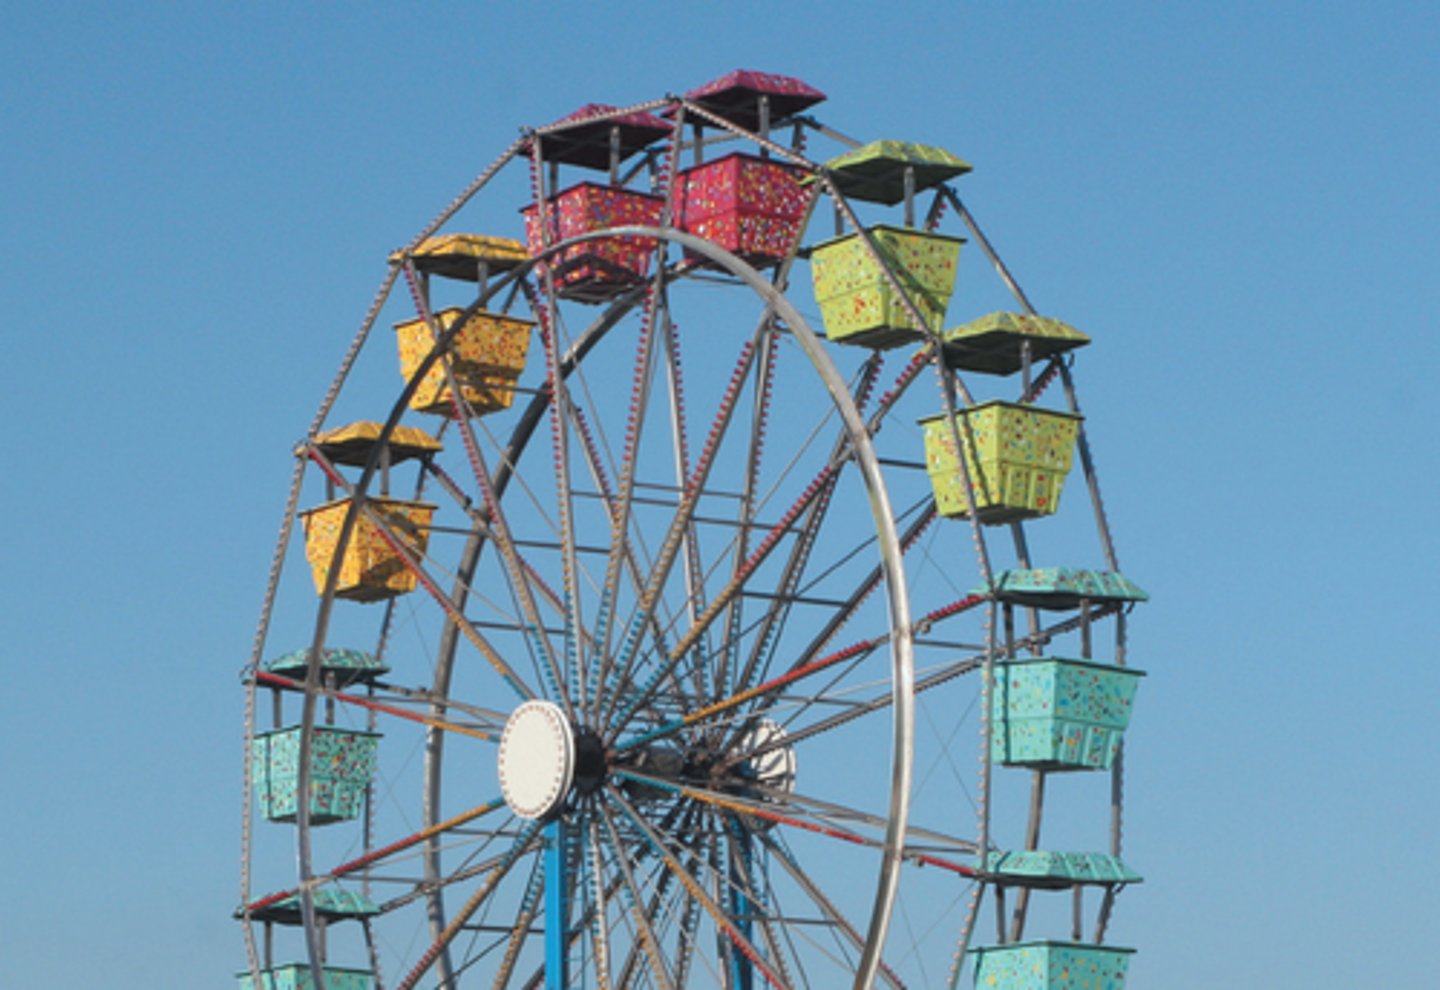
xmin=497 ymin=700 xmax=576 ymax=820
xmin=731 ymin=719 xmax=796 ymax=830
xmin=734 ymin=719 xmax=797 ymax=794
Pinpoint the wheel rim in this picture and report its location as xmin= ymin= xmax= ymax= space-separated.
xmin=237 ymin=90 xmax=1135 ymax=990
xmin=400 ymin=228 xmax=917 ymax=988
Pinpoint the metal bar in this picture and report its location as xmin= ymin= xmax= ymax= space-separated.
xmin=605 ymin=784 xmax=787 ymax=987
xmin=536 ymin=244 xmax=586 ymax=717
xmin=787 ymin=500 xmax=937 ymax=689
xmin=1072 ymin=886 xmax=1084 ymax=942
xmin=590 ymin=110 xmax=690 ymax=723
xmin=1107 ymin=611 xmax=1128 ymax=926
xmin=719 ymin=317 xmax=780 ymax=706
xmin=304 ymin=446 xmax=534 ymax=699
xmin=1094 ymin=884 xmax=1119 ymax=944
xmin=623 ymin=460 xmax=839 ymax=725
xmin=544 ymin=819 xmax=568 ymax=990
xmin=398 ymin=259 xmax=568 ymax=707
xmin=717 ymin=186 xmax=820 ymax=707
xmin=422 ymin=527 xmax=613 ymax=556
xmin=601 ymin=332 xmax=763 ymax=734
xmin=589 ymin=279 xmax=663 ymax=717
xmin=1007 ymin=771 xmax=1047 ymax=941
xmin=254 ymin=671 xmax=495 ymax=742
xmin=616 ymin=635 xmax=883 ymax=754
xmin=789 ymin=114 xmax=864 ymax=150
xmin=875 ymin=457 xmax=927 ymax=470
xmin=523 ymin=799 xmax=695 ymax=990
xmin=584 ymin=817 xmax=616 ymax=989
xmin=614 ymin=769 xmax=978 ymax=878
xmin=559 ymin=339 xmax=693 ymax=718
xmin=596 ymin=800 xmax=678 ymax=990
xmin=529 ymin=97 xmax=672 ymax=137
xmin=395 ymin=822 xmax=543 ymax=990
xmin=764 ymin=784 xmax=980 ymax=856
xmin=1008 ymin=523 xmax=1044 ymax=657
xmin=945 ymin=190 xmax=1036 ymax=315
xmin=758 ymin=832 xmax=908 ymax=990
xmin=728 ymin=347 xmax=882 ymax=713
xmin=574 ymin=489 xmax=805 ymax=532
xmin=738 ymin=591 xmax=854 ymax=607
xmin=1059 ymin=361 xmax=1121 ymax=572
xmin=727 ymin=819 xmax=757 ymax=990
xmin=659 ymin=305 xmax=714 ymax=711
xmin=743 ymin=602 xmax=1122 ymax=763
xmin=245 ymin=798 xmax=508 ymax=914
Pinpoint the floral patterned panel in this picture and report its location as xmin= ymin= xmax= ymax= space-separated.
xmin=991 ymin=658 xmax=1143 ymax=770
xmin=969 ymin=941 xmax=1134 ymax=990
xmin=251 ymin=726 xmax=380 ymax=824
xmin=922 ymin=402 xmax=1082 ymax=524
xmin=523 ymin=183 xmax=664 ymax=299
xmin=395 ymin=309 xmax=533 ymax=417
xmin=810 ymin=225 xmax=964 ymax=348
xmin=675 ymin=152 xmax=809 ymax=265
xmin=300 ymin=498 xmax=436 ymax=601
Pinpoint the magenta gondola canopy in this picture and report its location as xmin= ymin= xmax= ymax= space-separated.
xmin=685 ymin=70 xmax=826 ymax=130
xmin=528 ymin=103 xmax=672 ymax=170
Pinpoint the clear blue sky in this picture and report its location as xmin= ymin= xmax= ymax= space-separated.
xmin=2 ymin=3 xmax=1437 ymax=987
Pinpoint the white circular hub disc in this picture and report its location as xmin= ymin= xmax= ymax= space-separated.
xmin=497 ymin=701 xmax=575 ymax=820
xmin=737 ymin=719 xmax=796 ymax=829
xmin=740 ymin=718 xmax=797 ymax=792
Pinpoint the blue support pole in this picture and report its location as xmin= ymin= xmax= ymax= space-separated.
xmin=727 ymin=817 xmax=754 ymax=990
xmin=545 ymin=819 xmax=569 ymax=989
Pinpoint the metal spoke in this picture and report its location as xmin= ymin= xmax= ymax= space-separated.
xmin=399 ymin=259 xmax=568 ymax=706
xmin=606 ymin=784 xmax=787 ymax=988
xmin=758 ymin=832 xmax=908 ymax=990
xmin=244 ymin=799 xmax=511 ymax=916
xmin=395 ymin=822 xmax=543 ymax=990
xmin=304 ymin=443 xmax=536 ymax=700
xmin=601 ymin=328 xmax=764 ymax=735
xmin=717 ymin=316 xmax=781 ymax=704
xmin=583 ymin=816 xmax=616 ymax=989
xmin=488 ymin=862 xmax=545 ymax=989
xmin=728 ymin=352 xmax=883 ymax=709
xmin=597 ymin=798 xmax=679 ymax=990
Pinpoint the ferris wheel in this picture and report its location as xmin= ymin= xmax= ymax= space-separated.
xmin=237 ymin=70 xmax=1148 ymax=990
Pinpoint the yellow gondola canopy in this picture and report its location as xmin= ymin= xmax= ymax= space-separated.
xmin=390 ymin=234 xmax=529 ymax=281
xmin=939 ymin=312 xmax=1090 ymax=376
xmin=311 ymin=421 xmax=443 ymax=467
xmin=806 ymin=140 xmax=972 ymax=205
